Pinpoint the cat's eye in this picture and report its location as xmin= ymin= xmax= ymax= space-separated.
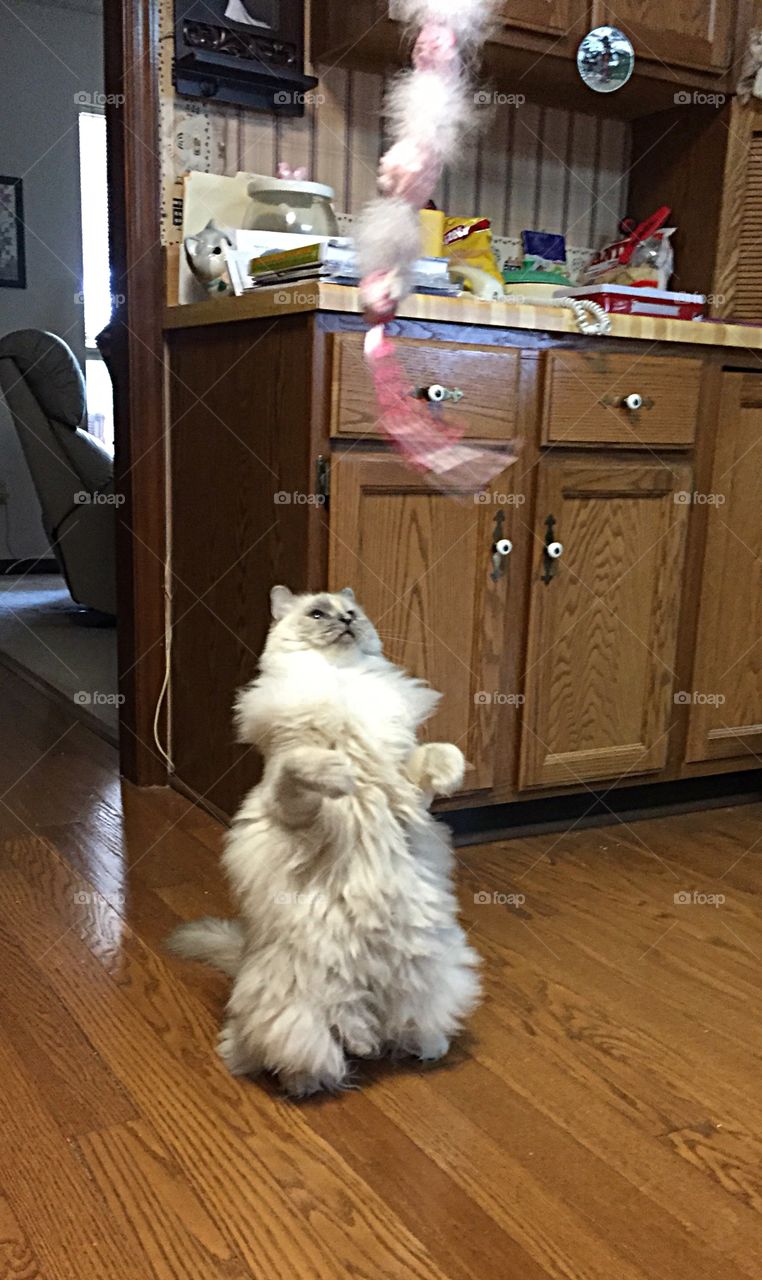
xmin=309 ymin=609 xmax=325 ymax=619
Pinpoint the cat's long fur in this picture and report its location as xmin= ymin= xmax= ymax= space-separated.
xmin=168 ymin=586 xmax=481 ymax=1096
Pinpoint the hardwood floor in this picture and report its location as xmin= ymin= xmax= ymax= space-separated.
xmin=1 ymin=662 xmax=761 ymax=1279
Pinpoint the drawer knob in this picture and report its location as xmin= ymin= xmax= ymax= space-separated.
xmin=600 ymin=392 xmax=654 ymax=411
xmin=415 ymin=383 xmax=464 ymax=404
xmin=494 ymin=538 xmax=513 ymax=556
xmin=547 ymin=540 xmax=563 ymax=559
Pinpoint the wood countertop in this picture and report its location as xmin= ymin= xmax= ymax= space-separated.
xmin=164 ymin=280 xmax=762 ymax=350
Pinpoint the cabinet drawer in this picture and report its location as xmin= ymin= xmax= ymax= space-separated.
xmin=542 ymin=351 xmax=701 ymax=447
xmin=330 ymin=332 xmax=520 ymax=440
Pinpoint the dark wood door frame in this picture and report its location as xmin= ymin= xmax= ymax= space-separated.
xmin=103 ymin=0 xmax=168 ymax=785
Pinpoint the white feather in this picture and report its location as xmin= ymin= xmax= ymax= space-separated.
xmin=395 ymin=0 xmax=501 ymax=45
xmin=355 ymin=196 xmax=421 ymax=288
xmin=385 ymin=67 xmax=471 ymax=158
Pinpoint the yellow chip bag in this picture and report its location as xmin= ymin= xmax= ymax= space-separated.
xmin=441 ymin=216 xmax=504 ymax=289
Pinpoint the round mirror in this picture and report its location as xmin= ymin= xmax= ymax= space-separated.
xmin=577 ymin=26 xmax=635 ymax=93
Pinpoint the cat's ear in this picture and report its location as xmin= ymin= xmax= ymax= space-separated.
xmin=270 ymin=585 xmax=294 ymax=620
xmin=339 ymin=587 xmax=355 ymax=601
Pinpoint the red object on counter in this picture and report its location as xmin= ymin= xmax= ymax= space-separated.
xmin=556 ymin=285 xmax=706 ymax=321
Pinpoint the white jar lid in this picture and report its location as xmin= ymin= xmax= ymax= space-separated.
xmin=247 ymin=175 xmax=336 ymax=200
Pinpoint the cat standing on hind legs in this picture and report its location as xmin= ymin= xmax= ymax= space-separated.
xmin=168 ymin=585 xmax=481 ymax=1097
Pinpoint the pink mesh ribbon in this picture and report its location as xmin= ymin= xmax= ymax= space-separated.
xmin=364 ymin=324 xmax=518 ymax=490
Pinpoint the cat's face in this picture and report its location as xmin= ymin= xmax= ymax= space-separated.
xmin=268 ymin=586 xmax=382 ymax=661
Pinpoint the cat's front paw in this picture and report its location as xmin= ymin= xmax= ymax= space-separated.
xmin=289 ymin=747 xmax=356 ymax=798
xmin=317 ymin=755 xmax=357 ymax=799
xmin=408 ymin=743 xmax=466 ymax=798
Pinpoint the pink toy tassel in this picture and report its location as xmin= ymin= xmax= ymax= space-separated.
xmin=364 ymin=324 xmax=518 ymax=492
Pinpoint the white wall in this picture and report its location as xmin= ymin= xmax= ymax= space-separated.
xmin=0 ymin=0 xmax=103 ymax=559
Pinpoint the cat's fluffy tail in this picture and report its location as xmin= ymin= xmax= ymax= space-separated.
xmin=166 ymin=917 xmax=244 ymax=977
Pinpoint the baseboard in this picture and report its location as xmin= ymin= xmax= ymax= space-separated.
xmin=0 ymin=557 xmax=59 ymax=575
xmin=447 ymin=771 xmax=762 ymax=846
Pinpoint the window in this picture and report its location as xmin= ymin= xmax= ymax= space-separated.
xmin=78 ymin=109 xmax=114 ymax=451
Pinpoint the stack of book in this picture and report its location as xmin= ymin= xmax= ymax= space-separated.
xmin=224 ymin=237 xmax=459 ymax=297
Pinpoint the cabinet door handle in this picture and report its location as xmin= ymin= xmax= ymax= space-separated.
xmin=490 ymin=511 xmax=511 ymax=581
xmin=542 ymin=514 xmax=563 ymax=584
xmin=414 ymin=383 xmax=464 ymax=403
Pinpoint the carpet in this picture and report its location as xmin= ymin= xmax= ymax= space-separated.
xmin=0 ymin=574 xmax=118 ymax=737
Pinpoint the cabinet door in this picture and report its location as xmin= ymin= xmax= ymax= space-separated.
xmin=592 ymin=0 xmax=732 ymax=71
xmin=686 ymin=375 xmax=762 ymax=763
xmin=519 ymin=456 xmax=691 ymax=789
xmin=328 ymin=454 xmax=519 ymax=794
xmin=501 ymin=0 xmax=586 ymax=37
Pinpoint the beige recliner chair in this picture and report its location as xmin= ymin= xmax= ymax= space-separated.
xmin=0 ymin=329 xmax=116 ymax=617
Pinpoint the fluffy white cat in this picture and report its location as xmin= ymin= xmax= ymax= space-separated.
xmin=168 ymin=585 xmax=481 ymax=1096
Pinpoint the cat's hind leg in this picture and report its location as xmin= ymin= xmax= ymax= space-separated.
xmin=221 ymin=956 xmax=349 ymax=1095
xmin=217 ymin=1020 xmax=266 ymax=1077
xmin=220 ymin=1004 xmax=348 ymax=1096
xmin=385 ymin=948 xmax=481 ymax=1062
xmin=332 ymin=999 xmax=382 ymax=1059
xmin=269 ymin=1002 xmax=349 ymax=1096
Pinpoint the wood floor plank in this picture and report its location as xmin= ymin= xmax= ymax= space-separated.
xmin=363 ymin=1058 xmax=754 ymax=1280
xmin=466 ymin=1004 xmax=762 ymax=1277
xmin=360 ymin=1065 xmax=676 ymax=1280
xmin=659 ymin=1121 xmax=762 ymax=1214
xmin=1 ymin=669 xmax=761 ymax=1279
xmin=77 ymin=1119 xmax=251 ymax=1280
xmin=0 ymin=916 xmax=136 ymax=1138
xmin=3 ymin=835 xmax=456 ymax=1280
xmin=304 ymin=1089 xmax=549 ymax=1280
xmin=0 ymin=1195 xmax=43 ymax=1280
xmin=458 ymin=839 xmax=762 ymax=1045
xmin=0 ymin=1035 xmax=155 ymax=1280
xmin=469 ymin=916 xmax=762 ymax=1134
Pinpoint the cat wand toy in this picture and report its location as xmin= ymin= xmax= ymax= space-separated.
xmin=355 ymin=0 xmax=520 ymax=493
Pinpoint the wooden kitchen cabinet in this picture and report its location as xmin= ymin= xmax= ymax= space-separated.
xmin=312 ymin=0 xmax=748 ymax=119
xmin=499 ymin=0 xmax=587 ymax=39
xmin=163 ymin=292 xmax=762 ymax=826
xmin=518 ymin=454 xmax=692 ymax=789
xmin=327 ymin=452 xmax=520 ymax=795
xmin=592 ymin=0 xmax=733 ymax=71
xmin=686 ymin=373 xmax=762 ymax=762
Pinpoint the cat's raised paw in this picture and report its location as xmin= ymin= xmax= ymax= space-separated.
xmin=287 ymin=747 xmax=356 ymax=799
xmin=408 ymin=743 xmax=466 ymax=798
xmin=317 ymin=754 xmax=357 ymax=799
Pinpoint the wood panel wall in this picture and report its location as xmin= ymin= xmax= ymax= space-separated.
xmin=158 ymin=0 xmax=631 ymax=250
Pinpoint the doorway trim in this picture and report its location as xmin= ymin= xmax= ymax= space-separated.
xmin=103 ymin=0 xmax=168 ymax=785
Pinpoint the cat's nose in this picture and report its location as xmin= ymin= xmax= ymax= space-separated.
xmin=339 ymin=612 xmax=355 ymax=625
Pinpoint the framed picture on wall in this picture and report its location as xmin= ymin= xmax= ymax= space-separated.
xmin=0 ymin=176 xmax=27 ymax=289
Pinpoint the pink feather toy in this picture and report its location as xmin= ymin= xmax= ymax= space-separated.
xmin=355 ymin=0 xmax=519 ymax=492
